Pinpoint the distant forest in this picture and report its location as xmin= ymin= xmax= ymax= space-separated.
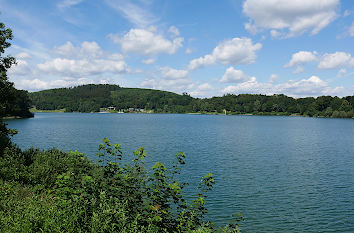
xmin=29 ymin=84 xmax=354 ymax=118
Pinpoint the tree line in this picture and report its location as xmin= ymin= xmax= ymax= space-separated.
xmin=30 ymin=85 xmax=354 ymax=118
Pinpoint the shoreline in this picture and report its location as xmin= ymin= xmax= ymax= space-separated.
xmin=28 ymin=110 xmax=354 ymax=119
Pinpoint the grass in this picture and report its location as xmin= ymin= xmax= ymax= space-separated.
xmin=30 ymin=107 xmax=66 ymax=113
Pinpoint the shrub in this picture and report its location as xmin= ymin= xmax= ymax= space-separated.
xmin=0 ymin=139 xmax=242 ymax=232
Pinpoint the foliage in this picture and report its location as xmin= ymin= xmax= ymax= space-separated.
xmin=0 ymin=21 xmax=33 ymax=153
xmin=29 ymin=84 xmax=194 ymax=113
xmin=30 ymin=84 xmax=354 ymax=118
xmin=0 ymin=140 xmax=242 ymax=232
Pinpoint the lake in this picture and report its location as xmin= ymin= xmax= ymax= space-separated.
xmin=5 ymin=113 xmax=354 ymax=232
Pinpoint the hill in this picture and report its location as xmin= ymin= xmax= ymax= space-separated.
xmin=29 ymin=84 xmax=354 ymax=118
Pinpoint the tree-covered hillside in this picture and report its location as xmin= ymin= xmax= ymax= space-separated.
xmin=30 ymin=84 xmax=354 ymax=118
xmin=29 ymin=84 xmax=121 ymax=112
xmin=29 ymin=85 xmax=194 ymax=113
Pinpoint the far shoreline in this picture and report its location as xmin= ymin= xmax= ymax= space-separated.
xmin=28 ymin=109 xmax=354 ymax=119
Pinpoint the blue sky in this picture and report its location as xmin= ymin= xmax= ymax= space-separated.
xmin=2 ymin=0 xmax=354 ymax=97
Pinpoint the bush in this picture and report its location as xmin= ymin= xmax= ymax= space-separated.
xmin=0 ymin=139 xmax=242 ymax=232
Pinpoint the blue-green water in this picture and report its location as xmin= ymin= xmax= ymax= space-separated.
xmin=5 ymin=113 xmax=354 ymax=232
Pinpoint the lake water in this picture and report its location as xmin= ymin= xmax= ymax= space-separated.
xmin=5 ymin=113 xmax=354 ymax=232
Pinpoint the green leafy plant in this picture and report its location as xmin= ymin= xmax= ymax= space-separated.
xmin=0 ymin=138 xmax=242 ymax=232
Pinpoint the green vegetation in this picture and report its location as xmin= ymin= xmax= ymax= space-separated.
xmin=0 ymin=140 xmax=242 ymax=232
xmin=30 ymin=85 xmax=354 ymax=118
xmin=30 ymin=107 xmax=66 ymax=113
xmin=29 ymin=85 xmax=193 ymax=113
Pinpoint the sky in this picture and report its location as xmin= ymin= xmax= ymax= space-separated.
xmin=1 ymin=0 xmax=354 ymax=97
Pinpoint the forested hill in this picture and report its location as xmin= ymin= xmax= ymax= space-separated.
xmin=29 ymin=84 xmax=354 ymax=118
xmin=29 ymin=84 xmax=193 ymax=113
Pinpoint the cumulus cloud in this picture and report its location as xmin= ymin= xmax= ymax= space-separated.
xmin=160 ymin=67 xmax=188 ymax=80
xmin=140 ymin=78 xmax=194 ymax=93
xmin=285 ymin=51 xmax=318 ymax=68
xmin=189 ymin=83 xmax=215 ymax=97
xmin=16 ymin=77 xmax=100 ymax=91
xmin=141 ymin=58 xmax=155 ymax=64
xmin=220 ymin=67 xmax=250 ymax=83
xmin=269 ymin=74 xmax=279 ymax=83
xmin=284 ymin=51 xmax=317 ymax=73
xmin=36 ymin=41 xmax=128 ymax=77
xmin=53 ymin=41 xmax=104 ymax=59
xmin=243 ymin=0 xmax=339 ymax=37
xmin=140 ymin=66 xmax=191 ymax=93
xmin=197 ymin=83 xmax=213 ymax=91
xmin=222 ymin=75 xmax=344 ymax=97
xmin=110 ymin=28 xmax=183 ymax=56
xmin=8 ymin=60 xmax=32 ymax=76
xmin=318 ymin=52 xmax=352 ymax=69
xmin=38 ymin=58 xmax=127 ymax=76
xmin=188 ymin=37 xmax=262 ymax=70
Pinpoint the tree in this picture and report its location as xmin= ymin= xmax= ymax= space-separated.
xmin=0 ymin=21 xmax=17 ymax=152
xmin=0 ymin=21 xmax=16 ymax=116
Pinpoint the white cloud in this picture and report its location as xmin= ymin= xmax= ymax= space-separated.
xmin=284 ymin=51 xmax=317 ymax=73
xmin=220 ymin=67 xmax=250 ymax=83
xmin=17 ymin=77 xmax=95 ymax=91
xmin=243 ymin=0 xmax=339 ymax=37
xmin=160 ymin=67 xmax=188 ymax=80
xmin=18 ymin=78 xmax=49 ymax=90
xmin=185 ymin=48 xmax=192 ymax=54
xmin=141 ymin=58 xmax=155 ymax=64
xmin=53 ymin=41 xmax=103 ymax=59
xmin=104 ymin=0 xmax=158 ymax=27
xmin=279 ymin=76 xmax=329 ymax=96
xmin=222 ymin=75 xmax=344 ymax=97
xmin=188 ymin=37 xmax=262 ymax=70
xmin=112 ymin=28 xmax=184 ymax=56
xmin=269 ymin=74 xmax=279 ymax=83
xmin=8 ymin=60 xmax=31 ymax=76
xmin=140 ymin=66 xmax=192 ymax=93
xmin=318 ymin=52 xmax=352 ymax=69
xmin=222 ymin=77 xmax=271 ymax=95
xmin=36 ymin=41 xmax=128 ymax=77
xmin=38 ymin=58 xmax=127 ymax=76
xmin=197 ymin=83 xmax=213 ymax=91
xmin=15 ymin=52 xmax=31 ymax=59
xmin=189 ymin=83 xmax=214 ymax=97
xmin=168 ymin=26 xmax=180 ymax=36
xmin=285 ymin=51 xmax=317 ymax=68
xmin=140 ymin=78 xmax=194 ymax=93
